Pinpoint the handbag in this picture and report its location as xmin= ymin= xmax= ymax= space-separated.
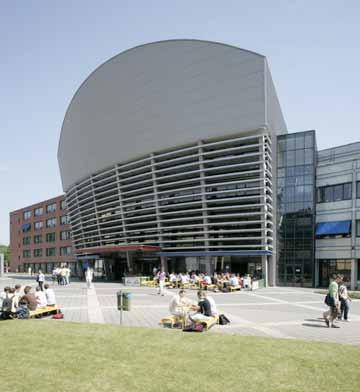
xmin=219 ymin=314 xmax=230 ymax=325
xmin=324 ymin=294 xmax=335 ymax=307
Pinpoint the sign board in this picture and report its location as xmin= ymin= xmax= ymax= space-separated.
xmin=252 ymin=280 xmax=259 ymax=290
xmin=123 ymin=276 xmax=141 ymax=286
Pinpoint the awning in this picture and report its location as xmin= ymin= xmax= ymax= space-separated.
xmin=315 ymin=220 xmax=351 ymax=236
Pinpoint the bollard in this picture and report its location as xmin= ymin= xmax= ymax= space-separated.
xmin=122 ymin=291 xmax=132 ymax=311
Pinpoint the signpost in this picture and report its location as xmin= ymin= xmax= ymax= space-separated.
xmin=0 ymin=253 xmax=4 ymax=278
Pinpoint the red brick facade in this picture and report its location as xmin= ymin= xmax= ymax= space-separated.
xmin=9 ymin=195 xmax=76 ymax=273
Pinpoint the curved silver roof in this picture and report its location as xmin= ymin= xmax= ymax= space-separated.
xmin=58 ymin=39 xmax=286 ymax=190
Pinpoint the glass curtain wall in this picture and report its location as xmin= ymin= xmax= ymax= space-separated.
xmin=277 ymin=131 xmax=316 ymax=287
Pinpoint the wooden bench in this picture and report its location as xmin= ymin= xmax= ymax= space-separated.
xmin=229 ymin=285 xmax=241 ymax=292
xmin=159 ymin=315 xmax=182 ymax=328
xmin=29 ymin=305 xmax=60 ymax=319
xmin=195 ymin=315 xmax=219 ymax=331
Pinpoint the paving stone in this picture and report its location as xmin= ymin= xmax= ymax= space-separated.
xmin=2 ymin=275 xmax=360 ymax=345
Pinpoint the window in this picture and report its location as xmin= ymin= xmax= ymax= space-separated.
xmin=344 ymin=183 xmax=352 ymax=200
xmin=33 ymin=248 xmax=43 ymax=257
xmin=34 ymin=235 xmax=42 ymax=244
xmin=46 ymin=248 xmax=56 ymax=257
xmin=46 ymin=203 xmax=57 ymax=213
xmin=23 ymin=250 xmax=31 ymax=258
xmin=34 ymin=221 xmax=43 ymax=230
xmin=356 ymin=220 xmax=360 ymax=237
xmin=22 ymin=237 xmax=31 ymax=245
xmin=34 ymin=207 xmax=43 ymax=216
xmin=60 ymin=215 xmax=70 ymax=225
xmin=60 ymin=231 xmax=71 ymax=240
xmin=333 ymin=184 xmax=343 ymax=201
xmin=317 ymin=183 xmax=352 ymax=203
xmin=46 ymin=232 xmax=56 ymax=242
xmin=46 ymin=217 xmax=57 ymax=228
xmin=23 ymin=210 xmax=32 ymax=220
xmin=324 ymin=186 xmax=333 ymax=203
xmin=357 ymin=181 xmax=360 ymax=198
xmin=60 ymin=246 xmax=72 ymax=256
xmin=60 ymin=200 xmax=67 ymax=210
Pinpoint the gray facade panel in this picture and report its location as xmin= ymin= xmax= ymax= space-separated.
xmin=58 ymin=40 xmax=287 ymax=191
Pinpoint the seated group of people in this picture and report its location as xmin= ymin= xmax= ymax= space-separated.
xmin=166 ymin=271 xmax=254 ymax=291
xmin=169 ymin=289 xmax=217 ymax=327
xmin=0 ymin=284 xmax=56 ymax=320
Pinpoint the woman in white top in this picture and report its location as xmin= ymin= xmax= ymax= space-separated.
xmin=44 ymin=284 xmax=56 ymax=306
xmin=35 ymin=286 xmax=47 ymax=308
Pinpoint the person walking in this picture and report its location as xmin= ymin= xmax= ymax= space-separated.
xmin=85 ymin=267 xmax=94 ymax=289
xmin=339 ymin=277 xmax=351 ymax=321
xmin=157 ymin=270 xmax=166 ymax=296
xmin=323 ymin=274 xmax=342 ymax=328
xmin=37 ymin=270 xmax=45 ymax=291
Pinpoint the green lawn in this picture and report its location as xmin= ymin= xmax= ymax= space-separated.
xmin=1 ymin=320 xmax=359 ymax=392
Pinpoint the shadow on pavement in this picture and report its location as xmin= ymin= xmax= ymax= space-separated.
xmin=302 ymin=322 xmax=328 ymax=328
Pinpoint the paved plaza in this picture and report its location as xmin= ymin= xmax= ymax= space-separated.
xmin=2 ymin=274 xmax=360 ymax=345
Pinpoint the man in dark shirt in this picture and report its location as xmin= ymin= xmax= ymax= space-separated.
xmin=19 ymin=286 xmax=37 ymax=311
xmin=189 ymin=290 xmax=212 ymax=323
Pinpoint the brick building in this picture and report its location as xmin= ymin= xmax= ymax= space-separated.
xmin=9 ymin=195 xmax=76 ymax=274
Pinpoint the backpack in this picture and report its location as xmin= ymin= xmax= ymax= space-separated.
xmin=52 ymin=312 xmax=64 ymax=319
xmin=219 ymin=314 xmax=231 ymax=325
xmin=183 ymin=323 xmax=204 ymax=332
xmin=2 ymin=294 xmax=13 ymax=312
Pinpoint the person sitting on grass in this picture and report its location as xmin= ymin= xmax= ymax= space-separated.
xmin=189 ymin=290 xmax=212 ymax=324
xmin=169 ymin=289 xmax=188 ymax=317
xmin=35 ymin=286 xmax=47 ymax=308
xmin=204 ymin=291 xmax=218 ymax=317
xmin=44 ymin=284 xmax=56 ymax=306
xmin=1 ymin=287 xmax=16 ymax=319
xmin=0 ymin=286 xmax=10 ymax=309
xmin=20 ymin=286 xmax=38 ymax=311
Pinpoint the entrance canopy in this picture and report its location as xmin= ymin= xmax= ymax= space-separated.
xmin=76 ymin=244 xmax=161 ymax=255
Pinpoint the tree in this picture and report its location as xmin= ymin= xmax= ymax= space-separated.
xmin=0 ymin=244 xmax=10 ymax=267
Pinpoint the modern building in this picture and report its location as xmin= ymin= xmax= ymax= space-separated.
xmin=8 ymin=39 xmax=356 ymax=288
xmin=58 ymin=39 xmax=287 ymax=285
xmin=315 ymin=142 xmax=360 ymax=289
xmin=9 ymin=195 xmax=76 ymax=274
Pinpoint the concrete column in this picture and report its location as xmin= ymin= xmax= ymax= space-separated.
xmin=314 ymin=259 xmax=320 ymax=288
xmin=160 ymin=256 xmax=168 ymax=273
xmin=262 ymin=255 xmax=268 ymax=287
xmin=268 ymin=255 xmax=276 ymax=286
xmin=351 ymin=259 xmax=358 ymax=290
xmin=126 ymin=251 xmax=133 ymax=273
xmin=0 ymin=253 xmax=4 ymax=277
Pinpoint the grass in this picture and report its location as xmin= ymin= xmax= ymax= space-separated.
xmin=315 ymin=290 xmax=360 ymax=300
xmin=1 ymin=321 xmax=360 ymax=392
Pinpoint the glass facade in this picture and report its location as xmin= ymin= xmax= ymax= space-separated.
xmin=319 ymin=259 xmax=352 ymax=287
xmin=277 ymin=131 xmax=316 ymax=287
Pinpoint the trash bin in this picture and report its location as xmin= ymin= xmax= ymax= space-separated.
xmin=117 ymin=290 xmax=123 ymax=310
xmin=122 ymin=291 xmax=132 ymax=311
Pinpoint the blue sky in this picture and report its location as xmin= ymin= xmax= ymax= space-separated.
xmin=1 ymin=0 xmax=359 ymax=244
